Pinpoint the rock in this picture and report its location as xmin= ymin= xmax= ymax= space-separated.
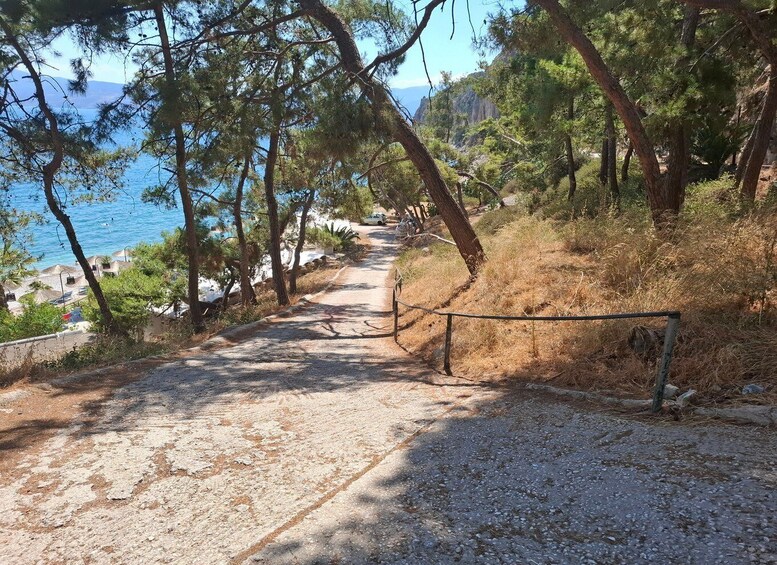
xmin=676 ymin=389 xmax=697 ymax=408
xmin=695 ymin=406 xmax=777 ymax=426
xmin=663 ymin=384 xmax=679 ymax=399
xmin=742 ymin=384 xmax=766 ymax=395
xmin=628 ymin=326 xmax=665 ymax=360
xmin=422 ymin=247 xmax=430 ymax=253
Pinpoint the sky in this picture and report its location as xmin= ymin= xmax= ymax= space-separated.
xmin=46 ymin=0 xmax=503 ymax=89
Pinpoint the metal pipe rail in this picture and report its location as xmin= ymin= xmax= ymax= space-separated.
xmin=392 ymin=271 xmax=680 ymax=413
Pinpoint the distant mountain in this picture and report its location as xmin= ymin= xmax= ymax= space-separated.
xmin=8 ymin=71 xmax=125 ymax=109
xmin=390 ymin=85 xmax=433 ymax=118
xmin=7 ymin=70 xmax=431 ymax=117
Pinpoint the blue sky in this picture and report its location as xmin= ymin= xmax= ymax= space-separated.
xmin=46 ymin=0 xmax=502 ymax=88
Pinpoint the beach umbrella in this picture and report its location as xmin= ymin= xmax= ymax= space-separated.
xmin=41 ymin=264 xmax=79 ymax=275
xmin=21 ymin=288 xmax=61 ymax=304
xmin=112 ymin=249 xmax=133 ymax=261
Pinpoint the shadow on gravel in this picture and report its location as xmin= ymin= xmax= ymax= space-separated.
xmin=31 ymin=230 xmax=424 ymax=436
xmin=250 ymin=388 xmax=777 ymax=564
xmin=0 ymin=419 xmax=71 ymax=452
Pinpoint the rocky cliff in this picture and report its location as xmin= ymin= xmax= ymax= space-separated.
xmin=413 ymin=73 xmax=499 ymax=145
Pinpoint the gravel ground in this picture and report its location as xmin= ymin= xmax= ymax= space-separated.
xmin=1 ymin=227 xmax=775 ymax=564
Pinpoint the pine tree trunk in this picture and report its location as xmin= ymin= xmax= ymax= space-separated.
xmin=621 ymin=142 xmax=633 ymax=182
xmin=289 ymin=189 xmax=315 ymax=295
xmin=0 ymin=18 xmax=121 ymax=334
xmin=0 ymin=283 xmax=7 ymax=312
xmin=264 ymin=128 xmax=290 ymax=306
xmin=155 ymin=5 xmax=205 ymax=332
xmin=665 ymin=6 xmax=700 ymax=210
xmin=565 ymin=96 xmax=577 ymax=201
xmin=605 ymin=103 xmax=619 ymax=206
xmin=740 ymin=67 xmax=777 ymax=201
xmin=220 ymin=274 xmax=236 ymax=315
xmin=735 ymin=125 xmax=756 ymax=186
xmin=456 ymin=182 xmax=468 ymax=216
xmin=234 ymin=158 xmax=256 ymax=306
xmin=300 ymin=0 xmax=486 ymax=274
xmin=599 ymin=138 xmax=609 ymax=186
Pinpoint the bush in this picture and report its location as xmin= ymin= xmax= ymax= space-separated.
xmin=683 ymin=175 xmax=740 ymax=221
xmin=311 ymin=222 xmax=359 ymax=251
xmin=307 ymin=226 xmax=346 ymax=251
xmin=83 ymin=268 xmax=166 ymax=338
xmin=542 ymin=159 xmax=647 ymax=220
xmin=0 ymin=298 xmax=62 ymax=343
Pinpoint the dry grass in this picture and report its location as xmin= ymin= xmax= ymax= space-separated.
xmin=395 ymin=205 xmax=777 ymax=405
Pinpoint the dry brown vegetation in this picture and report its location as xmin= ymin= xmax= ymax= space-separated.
xmin=394 ymin=187 xmax=777 ymax=406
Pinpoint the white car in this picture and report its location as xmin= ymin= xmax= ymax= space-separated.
xmin=362 ymin=212 xmax=387 ymax=226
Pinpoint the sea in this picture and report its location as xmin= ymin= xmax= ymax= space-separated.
xmin=9 ymin=109 xmax=187 ymax=268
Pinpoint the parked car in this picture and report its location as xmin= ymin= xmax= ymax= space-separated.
xmin=362 ymin=212 xmax=387 ymax=226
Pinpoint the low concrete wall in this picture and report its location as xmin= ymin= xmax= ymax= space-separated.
xmin=0 ymin=330 xmax=95 ymax=368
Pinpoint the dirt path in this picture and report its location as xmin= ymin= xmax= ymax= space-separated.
xmin=1 ymin=227 xmax=776 ymax=564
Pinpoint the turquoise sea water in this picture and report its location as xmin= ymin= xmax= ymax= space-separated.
xmin=9 ymin=109 xmax=185 ymax=268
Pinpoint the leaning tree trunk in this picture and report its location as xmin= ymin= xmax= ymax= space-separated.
xmin=535 ymin=0 xmax=671 ymax=225
xmin=457 ymin=172 xmax=505 ymax=207
xmin=565 ymin=96 xmax=577 ymax=201
xmin=0 ymin=283 xmax=7 ymax=312
xmin=735 ymin=121 xmax=757 ymax=186
xmin=155 ymin=5 xmax=205 ymax=332
xmin=264 ymin=127 xmax=290 ymax=306
xmin=234 ymin=157 xmax=256 ymax=306
xmin=605 ymin=103 xmax=619 ymax=206
xmin=300 ymin=0 xmax=486 ymax=274
xmin=289 ymin=189 xmax=315 ymax=295
xmin=740 ymin=67 xmax=777 ymax=202
xmin=0 ymin=18 xmax=121 ymax=334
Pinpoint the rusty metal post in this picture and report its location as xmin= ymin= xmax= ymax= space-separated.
xmin=651 ymin=313 xmax=681 ymax=413
xmin=443 ymin=313 xmax=453 ymax=376
xmin=392 ymin=289 xmax=398 ymax=342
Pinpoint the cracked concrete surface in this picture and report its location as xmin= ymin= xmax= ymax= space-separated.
xmin=1 ymin=227 xmax=776 ymax=564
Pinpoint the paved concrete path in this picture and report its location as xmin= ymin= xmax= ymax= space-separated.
xmin=1 ymin=227 xmax=776 ymax=564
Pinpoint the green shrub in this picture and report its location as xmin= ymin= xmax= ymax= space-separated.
xmin=0 ymin=297 xmax=62 ymax=343
xmin=542 ymin=159 xmax=647 ymax=220
xmin=323 ymin=222 xmax=360 ymax=249
xmin=683 ymin=175 xmax=740 ymax=221
xmin=307 ymin=226 xmax=345 ymax=251
xmin=83 ymin=268 xmax=166 ymax=338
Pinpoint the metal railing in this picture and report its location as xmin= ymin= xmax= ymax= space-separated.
xmin=392 ymin=271 xmax=680 ymax=413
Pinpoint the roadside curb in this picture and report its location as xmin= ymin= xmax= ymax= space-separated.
xmin=522 ymin=382 xmax=777 ymax=427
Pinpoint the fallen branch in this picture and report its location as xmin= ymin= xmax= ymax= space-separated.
xmin=401 ymin=233 xmax=456 ymax=246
